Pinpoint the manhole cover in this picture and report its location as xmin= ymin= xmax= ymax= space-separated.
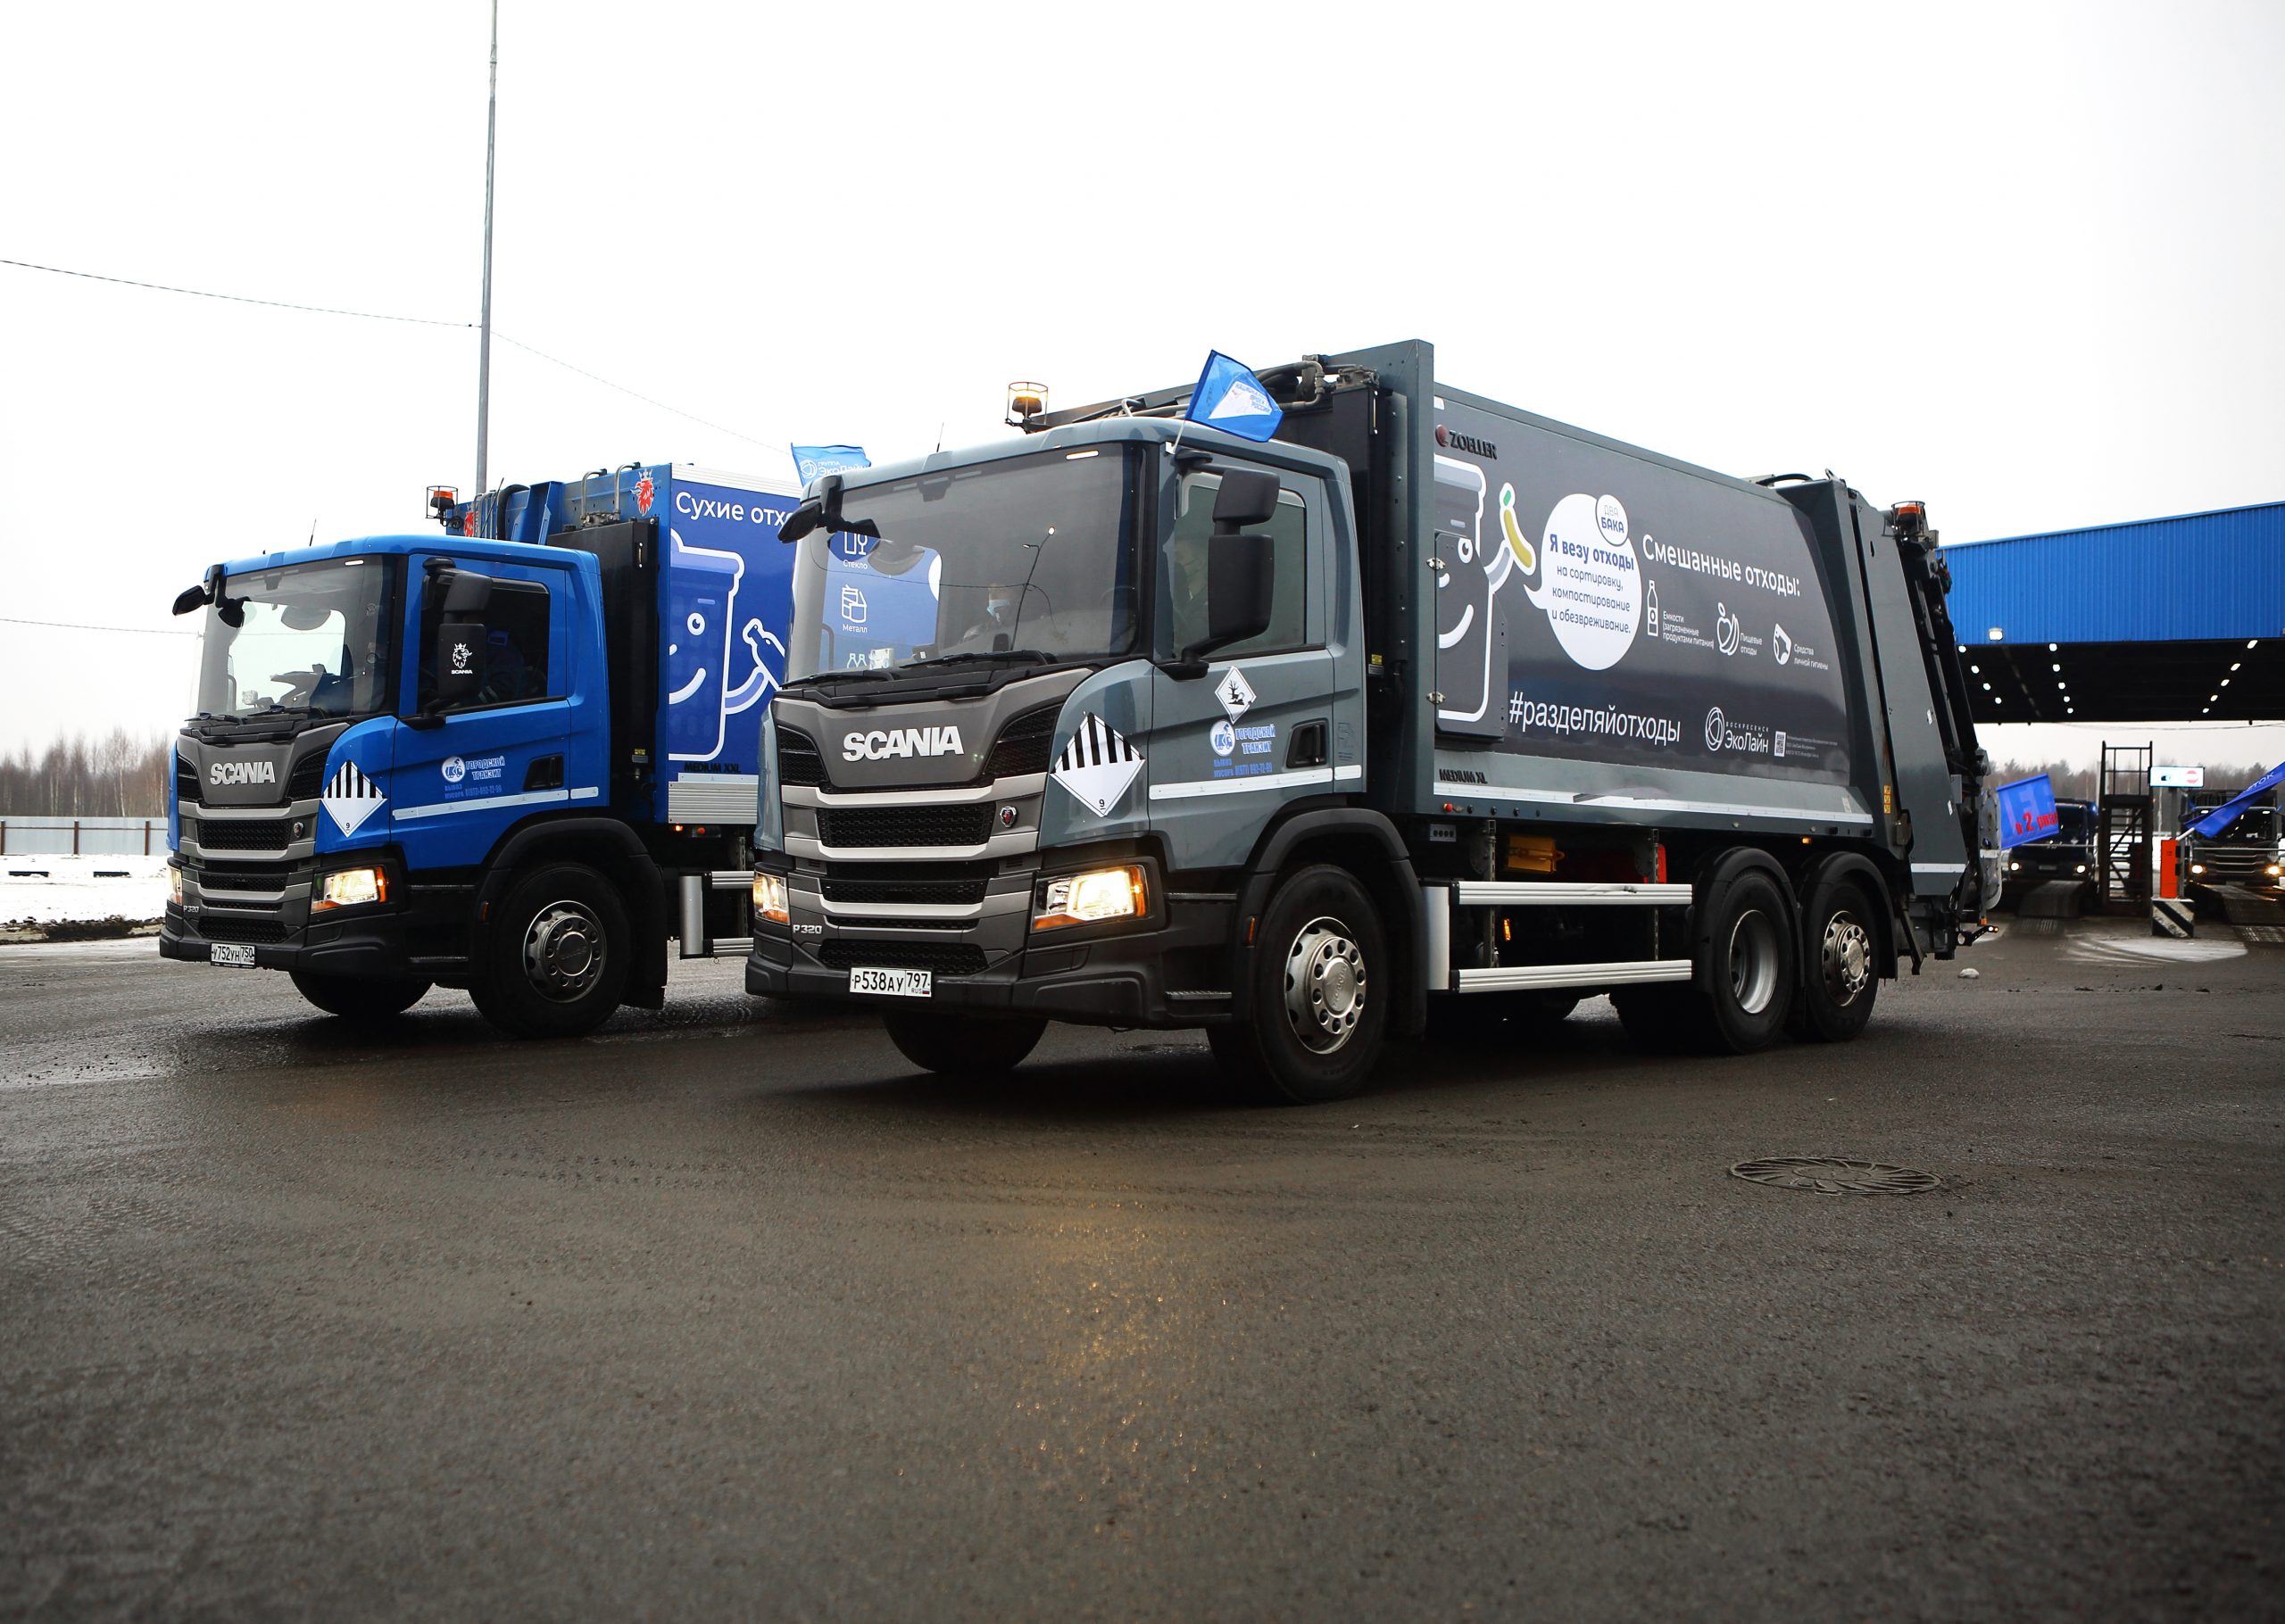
xmin=1730 ymin=1156 xmax=1940 ymax=1195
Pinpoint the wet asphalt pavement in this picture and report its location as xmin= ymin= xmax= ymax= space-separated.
xmin=2 ymin=920 xmax=2281 ymax=1620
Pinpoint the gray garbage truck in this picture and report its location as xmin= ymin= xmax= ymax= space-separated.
xmin=743 ymin=340 xmax=1995 ymax=1101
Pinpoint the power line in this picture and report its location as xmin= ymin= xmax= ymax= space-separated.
xmin=2 ymin=255 xmax=790 ymax=455
xmin=1 ymin=255 xmax=472 ymax=327
xmin=0 ymin=615 xmax=197 ymax=638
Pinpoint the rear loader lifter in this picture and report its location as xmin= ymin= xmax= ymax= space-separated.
xmin=750 ymin=341 xmax=1998 ymax=1102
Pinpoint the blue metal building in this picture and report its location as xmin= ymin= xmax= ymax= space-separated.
xmin=1940 ymin=501 xmax=2283 ymax=722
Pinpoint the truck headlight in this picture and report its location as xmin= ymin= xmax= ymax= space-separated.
xmin=2267 ymin=863 xmax=2281 ymax=878
xmin=168 ymin=866 xmax=183 ymax=906
xmin=2008 ymin=860 xmax=2020 ymax=872
xmin=2074 ymin=864 xmax=2086 ymax=874
xmin=752 ymin=872 xmax=789 ymax=924
xmin=2189 ymin=863 xmax=2205 ymax=876
xmin=1033 ymin=866 xmax=1145 ymax=932
xmin=314 ymin=866 xmax=386 ymax=910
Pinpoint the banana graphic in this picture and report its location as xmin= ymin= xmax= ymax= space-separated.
xmin=1499 ymin=484 xmax=1535 ymax=574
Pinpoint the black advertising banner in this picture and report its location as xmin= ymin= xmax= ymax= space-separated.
xmin=1432 ymin=396 xmax=1855 ymax=786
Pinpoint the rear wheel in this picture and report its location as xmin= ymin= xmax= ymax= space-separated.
xmin=1213 ymin=864 xmax=1388 ymax=1105
xmin=1688 ymin=868 xmax=1797 ymax=1053
xmin=883 ymin=1012 xmax=1046 ymax=1078
xmin=290 ymin=969 xmax=429 ymax=1022
xmin=1793 ymin=875 xmax=1881 ymax=1042
xmin=469 ymin=863 xmax=630 ymax=1039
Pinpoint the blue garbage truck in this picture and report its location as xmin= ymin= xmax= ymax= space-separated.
xmin=162 ymin=462 xmax=796 ymax=1035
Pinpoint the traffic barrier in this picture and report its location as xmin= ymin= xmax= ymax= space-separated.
xmin=2150 ymin=896 xmax=2195 ymax=939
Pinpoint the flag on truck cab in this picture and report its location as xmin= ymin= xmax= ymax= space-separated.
xmin=2189 ymin=758 xmax=2285 ymax=839
xmin=1186 ymin=352 xmax=1283 ymax=443
xmin=791 ymin=444 xmax=870 ymax=487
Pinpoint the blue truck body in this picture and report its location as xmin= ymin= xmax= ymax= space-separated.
xmin=162 ymin=462 xmax=796 ymax=1035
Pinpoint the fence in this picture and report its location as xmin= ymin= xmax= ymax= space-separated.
xmin=0 ymin=816 xmax=168 ymax=856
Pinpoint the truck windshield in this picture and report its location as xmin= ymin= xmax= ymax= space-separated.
xmin=2189 ymin=804 xmax=2277 ymax=844
xmin=785 ymin=446 xmax=1142 ymax=682
xmin=192 ymin=556 xmax=399 ymax=722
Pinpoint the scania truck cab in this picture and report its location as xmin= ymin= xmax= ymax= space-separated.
xmin=162 ymin=462 xmax=796 ymax=1035
xmin=746 ymin=342 xmax=1992 ymax=1102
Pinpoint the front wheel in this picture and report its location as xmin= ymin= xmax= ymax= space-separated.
xmin=882 ymin=1012 xmax=1045 ymax=1078
xmin=468 ymin=862 xmax=631 ymax=1039
xmin=1212 ymin=864 xmax=1389 ymax=1105
xmin=290 ymin=969 xmax=430 ymax=1022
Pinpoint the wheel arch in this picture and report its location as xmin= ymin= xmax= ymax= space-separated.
xmin=1232 ymin=806 xmax=1425 ymax=1039
xmin=473 ymin=814 xmax=668 ymax=1002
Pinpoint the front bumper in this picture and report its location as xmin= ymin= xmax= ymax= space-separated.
xmin=160 ymin=907 xmax=421 ymax=976
xmin=746 ymin=893 xmax=1236 ymax=1028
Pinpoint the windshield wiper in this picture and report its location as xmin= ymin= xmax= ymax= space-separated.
xmin=900 ymin=649 xmax=1057 ymax=671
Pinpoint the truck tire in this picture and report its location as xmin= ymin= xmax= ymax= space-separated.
xmin=882 ymin=1012 xmax=1046 ymax=1079
xmin=289 ymin=969 xmax=430 ymax=1021
xmin=1793 ymin=875 xmax=1880 ymax=1042
xmin=1687 ymin=867 xmax=1797 ymax=1054
xmin=1212 ymin=864 xmax=1388 ymax=1105
xmin=468 ymin=862 xmax=631 ymax=1040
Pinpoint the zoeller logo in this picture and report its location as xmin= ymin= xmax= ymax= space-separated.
xmin=208 ymin=759 xmax=277 ymax=787
xmin=1704 ymin=707 xmax=1727 ymax=750
xmin=842 ymin=725 xmax=965 ymax=762
xmin=1433 ymin=424 xmax=1500 ymax=459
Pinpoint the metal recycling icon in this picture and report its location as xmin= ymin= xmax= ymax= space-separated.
xmin=322 ymin=761 xmax=386 ymax=837
xmin=1051 ymin=714 xmax=1144 ymax=817
xmin=1214 ymin=667 xmax=1257 ymax=724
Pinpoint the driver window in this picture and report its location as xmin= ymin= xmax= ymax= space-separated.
xmin=1159 ymin=472 xmax=1309 ymax=659
xmin=420 ymin=576 xmax=555 ymax=710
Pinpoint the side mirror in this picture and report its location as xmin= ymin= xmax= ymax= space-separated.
xmin=171 ymin=584 xmax=211 ymax=617
xmin=1175 ymin=534 xmax=1275 ymax=667
xmin=1211 ymin=468 xmax=1282 ymax=532
xmin=779 ymin=495 xmax=827 ymax=544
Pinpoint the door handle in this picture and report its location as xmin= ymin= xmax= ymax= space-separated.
xmin=1286 ymin=721 xmax=1328 ymax=769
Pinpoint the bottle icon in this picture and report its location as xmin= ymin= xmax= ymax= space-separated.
xmin=1645 ymin=579 xmax=1659 ymax=638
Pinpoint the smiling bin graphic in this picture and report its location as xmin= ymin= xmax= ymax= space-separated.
xmin=663 ymin=527 xmax=747 ymax=763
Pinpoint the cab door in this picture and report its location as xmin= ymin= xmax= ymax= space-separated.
xmin=391 ymin=556 xmax=581 ymax=872
xmin=1144 ymin=464 xmax=1337 ymax=871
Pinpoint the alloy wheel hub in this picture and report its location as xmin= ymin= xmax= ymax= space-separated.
xmin=1283 ymin=916 xmax=1366 ymax=1055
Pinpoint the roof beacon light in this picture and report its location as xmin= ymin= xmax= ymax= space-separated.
xmin=1006 ymin=381 xmax=1049 ymax=429
xmin=426 ymin=485 xmax=458 ymax=520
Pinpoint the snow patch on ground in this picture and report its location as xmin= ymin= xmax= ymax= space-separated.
xmin=1 ymin=855 xmax=170 ymax=929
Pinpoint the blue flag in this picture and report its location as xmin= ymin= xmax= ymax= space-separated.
xmin=1185 ymin=352 xmax=1284 ymax=443
xmin=2189 ymin=759 xmax=2285 ymax=838
xmin=792 ymin=444 xmax=870 ymax=486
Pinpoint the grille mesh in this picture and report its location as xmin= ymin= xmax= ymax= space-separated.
xmin=818 ymin=940 xmax=986 ymax=975
xmin=194 ymin=862 xmax=293 ymax=892
xmin=187 ymin=817 xmax=298 ymax=851
xmin=287 ymin=751 xmax=328 ymax=797
xmin=197 ymin=915 xmax=288 ymax=944
xmin=985 ymin=704 xmax=1061 ymax=779
xmin=174 ymin=756 xmax=200 ymax=808
xmin=776 ymin=730 xmax=827 ymax=787
xmin=821 ymin=874 xmax=990 ymax=906
xmin=815 ymin=804 xmax=993 ymax=849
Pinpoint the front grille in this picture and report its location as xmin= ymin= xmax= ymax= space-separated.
xmin=193 ymin=862 xmax=294 ymax=892
xmin=187 ymin=817 xmax=298 ymax=852
xmin=985 ymin=704 xmax=1060 ymax=779
xmin=776 ymin=729 xmax=827 ymax=787
xmin=815 ymin=804 xmax=993 ymax=849
xmin=287 ymin=751 xmax=328 ymax=797
xmin=197 ymin=915 xmax=289 ymax=944
xmin=821 ymin=872 xmax=991 ymax=907
xmin=174 ymin=755 xmax=200 ymax=808
xmin=818 ymin=940 xmax=986 ymax=976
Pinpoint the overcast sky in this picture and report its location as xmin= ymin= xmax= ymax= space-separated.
xmin=3 ymin=0 xmax=2279 ymax=770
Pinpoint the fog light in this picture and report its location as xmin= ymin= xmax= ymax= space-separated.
xmin=314 ymin=866 xmax=385 ymax=910
xmin=1033 ymin=865 xmax=1145 ymax=931
xmin=168 ymin=866 xmax=183 ymax=906
xmin=752 ymin=872 xmax=789 ymax=924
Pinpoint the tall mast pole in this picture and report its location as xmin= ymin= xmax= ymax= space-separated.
xmin=474 ymin=0 xmax=499 ymax=497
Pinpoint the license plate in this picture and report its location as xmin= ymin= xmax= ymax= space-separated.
xmin=849 ymin=965 xmax=931 ymax=998
xmin=209 ymin=942 xmax=258 ymax=968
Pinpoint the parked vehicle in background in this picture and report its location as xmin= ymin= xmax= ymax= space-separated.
xmin=2182 ymin=793 xmax=2282 ymax=891
xmin=2008 ymin=797 xmax=2097 ymax=887
xmin=161 ymin=463 xmax=795 ymax=1034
